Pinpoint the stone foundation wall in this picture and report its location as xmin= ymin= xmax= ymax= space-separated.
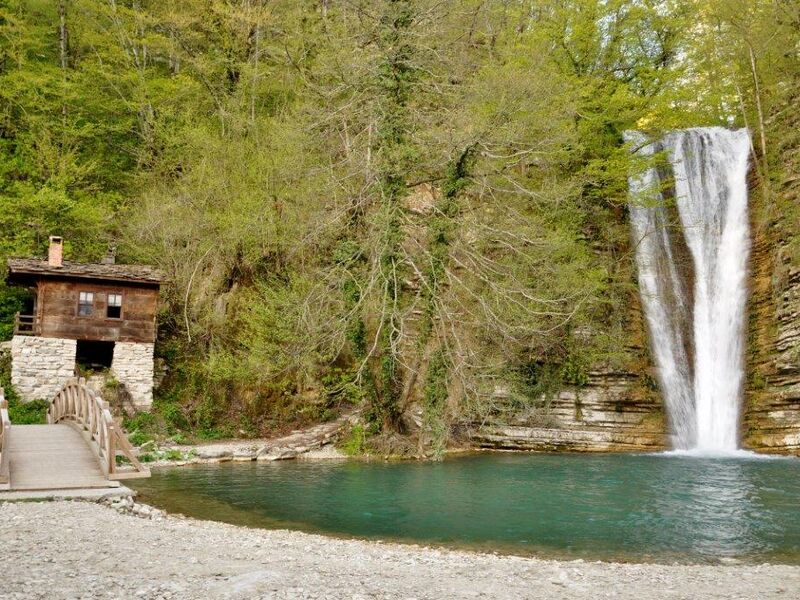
xmin=111 ymin=342 xmax=154 ymax=409
xmin=11 ymin=336 xmax=77 ymax=402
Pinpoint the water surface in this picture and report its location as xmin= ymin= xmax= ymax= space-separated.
xmin=130 ymin=452 xmax=800 ymax=564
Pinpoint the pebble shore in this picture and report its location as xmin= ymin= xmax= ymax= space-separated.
xmin=1 ymin=500 xmax=799 ymax=599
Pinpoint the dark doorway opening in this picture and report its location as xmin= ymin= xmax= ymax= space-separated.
xmin=22 ymin=295 xmax=35 ymax=315
xmin=76 ymin=340 xmax=115 ymax=370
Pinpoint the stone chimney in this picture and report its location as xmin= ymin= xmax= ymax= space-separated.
xmin=48 ymin=236 xmax=63 ymax=268
xmin=101 ymin=245 xmax=116 ymax=265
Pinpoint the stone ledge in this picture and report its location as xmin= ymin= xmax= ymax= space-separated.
xmin=470 ymin=425 xmax=666 ymax=452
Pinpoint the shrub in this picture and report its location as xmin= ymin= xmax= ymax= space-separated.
xmin=159 ymin=401 xmax=188 ymax=431
xmin=340 ymin=423 xmax=367 ymax=456
xmin=169 ymin=432 xmax=189 ymax=445
xmin=162 ymin=448 xmax=184 ymax=461
xmin=196 ymin=426 xmax=230 ymax=441
xmin=8 ymin=398 xmax=49 ymax=424
xmin=128 ymin=430 xmax=153 ymax=447
xmin=124 ymin=411 xmax=156 ymax=432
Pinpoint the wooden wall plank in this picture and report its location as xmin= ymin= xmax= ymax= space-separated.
xmin=36 ymin=280 xmax=159 ymax=343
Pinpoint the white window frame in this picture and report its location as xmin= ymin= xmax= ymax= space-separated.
xmin=77 ymin=291 xmax=94 ymax=317
xmin=106 ymin=293 xmax=123 ymax=319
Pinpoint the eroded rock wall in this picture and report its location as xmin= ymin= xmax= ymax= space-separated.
xmin=743 ymin=90 xmax=800 ymax=454
xmin=471 ymin=369 xmax=666 ymax=452
xmin=469 ymin=263 xmax=668 ymax=452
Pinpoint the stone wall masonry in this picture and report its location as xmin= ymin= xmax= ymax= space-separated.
xmin=11 ymin=336 xmax=77 ymax=402
xmin=111 ymin=342 xmax=154 ymax=409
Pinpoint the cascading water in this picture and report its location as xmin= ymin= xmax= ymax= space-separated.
xmin=627 ymin=127 xmax=751 ymax=452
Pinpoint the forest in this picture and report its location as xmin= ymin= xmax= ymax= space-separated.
xmin=0 ymin=0 xmax=797 ymax=453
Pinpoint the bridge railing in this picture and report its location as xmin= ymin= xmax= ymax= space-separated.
xmin=0 ymin=389 xmax=10 ymax=487
xmin=48 ymin=378 xmax=150 ymax=480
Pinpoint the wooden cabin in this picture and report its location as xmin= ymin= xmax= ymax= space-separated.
xmin=5 ymin=237 xmax=164 ymax=408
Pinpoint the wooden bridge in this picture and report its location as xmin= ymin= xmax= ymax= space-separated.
xmin=0 ymin=379 xmax=149 ymax=492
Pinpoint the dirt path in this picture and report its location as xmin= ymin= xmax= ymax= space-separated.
xmin=1 ymin=501 xmax=798 ymax=599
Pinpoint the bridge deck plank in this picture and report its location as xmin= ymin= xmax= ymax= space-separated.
xmin=7 ymin=424 xmax=116 ymax=491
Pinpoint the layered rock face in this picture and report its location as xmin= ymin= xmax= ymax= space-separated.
xmin=468 ymin=242 xmax=669 ymax=451
xmin=472 ymin=369 xmax=666 ymax=452
xmin=743 ymin=91 xmax=800 ymax=454
xmin=744 ymin=234 xmax=800 ymax=453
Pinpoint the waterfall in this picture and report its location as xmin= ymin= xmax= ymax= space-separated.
xmin=627 ymin=127 xmax=751 ymax=452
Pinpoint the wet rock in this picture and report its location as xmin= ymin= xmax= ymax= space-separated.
xmin=257 ymin=446 xmax=298 ymax=461
xmin=196 ymin=447 xmax=233 ymax=460
xmin=232 ymin=447 xmax=258 ymax=461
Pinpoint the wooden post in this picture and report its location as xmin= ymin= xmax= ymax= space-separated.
xmin=106 ymin=414 xmax=115 ymax=475
xmin=87 ymin=390 xmax=93 ymax=434
xmin=0 ymin=390 xmax=10 ymax=485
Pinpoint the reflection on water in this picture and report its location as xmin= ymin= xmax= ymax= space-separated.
xmin=130 ymin=453 xmax=800 ymax=564
xmin=649 ymin=458 xmax=757 ymax=559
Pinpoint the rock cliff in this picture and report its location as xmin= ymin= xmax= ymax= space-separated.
xmin=743 ymin=87 xmax=800 ymax=455
xmin=470 ymin=294 xmax=668 ymax=453
xmin=473 ymin=106 xmax=800 ymax=454
xmin=469 ymin=80 xmax=800 ymax=455
xmin=471 ymin=368 xmax=666 ymax=452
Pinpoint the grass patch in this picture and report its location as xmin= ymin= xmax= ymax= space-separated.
xmin=7 ymin=398 xmax=48 ymax=424
xmin=162 ymin=448 xmax=185 ymax=461
xmin=128 ymin=430 xmax=154 ymax=447
xmin=339 ymin=423 xmax=367 ymax=456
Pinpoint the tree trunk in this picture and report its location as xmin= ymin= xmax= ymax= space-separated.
xmin=59 ymin=0 xmax=69 ymax=126
xmin=747 ymin=42 xmax=768 ymax=170
xmin=250 ymin=23 xmax=260 ymax=125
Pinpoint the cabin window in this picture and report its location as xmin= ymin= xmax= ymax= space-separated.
xmin=78 ymin=291 xmax=94 ymax=316
xmin=107 ymin=293 xmax=122 ymax=319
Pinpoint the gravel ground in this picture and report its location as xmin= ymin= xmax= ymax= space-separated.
xmin=1 ymin=501 xmax=799 ymax=600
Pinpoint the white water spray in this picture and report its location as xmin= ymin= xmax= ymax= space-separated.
xmin=627 ymin=127 xmax=751 ymax=452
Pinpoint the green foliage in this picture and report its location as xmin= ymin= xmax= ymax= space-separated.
xmin=162 ymin=448 xmax=185 ymax=461
xmin=750 ymin=371 xmax=768 ymax=391
xmin=123 ymin=411 xmax=156 ymax=434
xmin=0 ymin=0 xmax=794 ymax=451
xmin=0 ymin=287 xmax=28 ymax=341
xmin=422 ymin=349 xmax=449 ymax=458
xmin=127 ymin=430 xmax=154 ymax=447
xmin=340 ymin=423 xmax=368 ymax=456
xmin=513 ymin=347 xmax=590 ymax=414
xmin=160 ymin=400 xmax=190 ymax=432
xmin=321 ymin=368 xmax=365 ymax=409
xmin=169 ymin=432 xmax=190 ymax=446
xmin=8 ymin=398 xmax=49 ymax=425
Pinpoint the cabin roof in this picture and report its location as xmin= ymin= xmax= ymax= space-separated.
xmin=6 ymin=258 xmax=165 ymax=286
